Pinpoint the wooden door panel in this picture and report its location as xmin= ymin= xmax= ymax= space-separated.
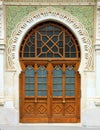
xmin=20 ymin=62 xmax=80 ymax=123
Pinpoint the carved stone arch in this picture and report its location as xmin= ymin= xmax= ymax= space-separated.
xmin=7 ymin=7 xmax=94 ymax=72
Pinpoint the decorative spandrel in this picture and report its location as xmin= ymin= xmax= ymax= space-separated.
xmin=20 ymin=22 xmax=80 ymax=59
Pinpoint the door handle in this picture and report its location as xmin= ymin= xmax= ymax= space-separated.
xmin=35 ymin=98 xmax=37 ymax=103
xmin=62 ymin=99 xmax=65 ymax=103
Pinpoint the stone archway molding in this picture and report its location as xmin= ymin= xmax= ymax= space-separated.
xmin=7 ymin=6 xmax=94 ymax=71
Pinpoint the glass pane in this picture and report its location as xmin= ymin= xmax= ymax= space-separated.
xmin=37 ymin=66 xmax=47 ymax=96
xmin=53 ymin=66 xmax=62 ymax=96
xmin=65 ymin=67 xmax=75 ymax=77
xmin=25 ymin=91 xmax=34 ymax=96
xmin=54 ymin=54 xmax=60 ymax=57
xmin=71 ymin=53 xmax=76 ymax=57
xmin=37 ymin=33 xmax=41 ymax=40
xmin=53 ymin=66 xmax=62 ymax=76
xmin=27 ymin=41 xmax=32 ymax=47
xmin=47 ymin=52 xmax=53 ymax=57
xmin=58 ymin=41 xmax=63 ymax=47
xmin=65 ymin=45 xmax=70 ymax=52
xmin=66 ymin=84 xmax=74 ymax=90
xmin=66 ymin=91 xmax=74 ymax=96
xmin=30 ymin=35 xmax=34 ymax=42
xmin=53 ymin=84 xmax=62 ymax=90
xmin=65 ymin=35 xmax=70 ymax=43
xmin=53 ymin=91 xmax=62 ymax=96
xmin=37 ymin=41 xmax=42 ymax=47
xmin=52 ymin=36 xmax=58 ymax=42
xmin=24 ymin=53 xmax=29 ymax=57
xmin=52 ymin=46 xmax=58 ymax=52
xmin=47 ymin=41 xmax=53 ymax=47
xmin=53 ymin=78 xmax=62 ymax=83
xmin=25 ymin=66 xmax=34 ymax=96
xmin=42 ymin=46 xmax=48 ymax=52
xmin=24 ymin=45 xmax=29 ymax=52
xmin=66 ymin=78 xmax=75 ymax=83
xmin=30 ymin=53 xmax=35 ymax=57
xmin=71 ymin=46 xmax=76 ymax=52
xmin=40 ymin=53 xmax=47 ymax=57
xmin=38 ymin=91 xmax=47 ymax=96
xmin=30 ymin=45 xmax=35 ymax=52
xmin=25 ymin=77 xmax=34 ymax=83
xmin=47 ymin=31 xmax=53 ymax=36
xmin=42 ymin=36 xmax=48 ymax=42
xmin=25 ymin=84 xmax=34 ymax=90
xmin=38 ymin=84 xmax=46 ymax=90
xmin=47 ymin=25 xmax=53 ymax=31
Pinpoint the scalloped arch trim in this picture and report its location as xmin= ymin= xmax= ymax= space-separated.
xmin=7 ymin=7 xmax=94 ymax=71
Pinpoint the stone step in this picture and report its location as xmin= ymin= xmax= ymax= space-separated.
xmin=0 ymin=124 xmax=100 ymax=130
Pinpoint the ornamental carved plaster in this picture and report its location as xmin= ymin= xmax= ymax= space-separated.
xmin=7 ymin=7 xmax=94 ymax=71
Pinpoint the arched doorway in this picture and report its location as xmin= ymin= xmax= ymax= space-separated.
xmin=19 ymin=21 xmax=81 ymax=123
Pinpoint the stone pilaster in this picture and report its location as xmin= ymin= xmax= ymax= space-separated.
xmin=0 ymin=1 xmax=5 ymax=106
xmin=95 ymin=1 xmax=100 ymax=105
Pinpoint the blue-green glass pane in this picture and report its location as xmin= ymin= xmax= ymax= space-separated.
xmin=66 ymin=91 xmax=74 ymax=96
xmin=53 ymin=84 xmax=62 ymax=90
xmin=38 ymin=91 xmax=47 ymax=96
xmin=42 ymin=36 xmax=48 ymax=42
xmin=38 ymin=84 xmax=46 ymax=90
xmin=52 ymin=36 xmax=58 ymax=42
xmin=71 ymin=53 xmax=76 ymax=57
xmin=54 ymin=54 xmax=60 ymax=57
xmin=47 ymin=26 xmax=53 ymax=31
xmin=40 ymin=27 xmax=47 ymax=31
xmin=53 ymin=66 xmax=62 ymax=77
xmin=25 ymin=84 xmax=34 ymax=90
xmin=65 ymin=69 xmax=75 ymax=77
xmin=47 ymin=31 xmax=53 ymax=36
xmin=66 ymin=84 xmax=74 ymax=90
xmin=30 ymin=45 xmax=35 ymax=52
xmin=38 ymin=66 xmax=47 ymax=76
xmin=52 ymin=46 xmax=58 ymax=52
xmin=37 ymin=33 xmax=41 ymax=40
xmin=53 ymin=91 xmax=62 ymax=96
xmin=42 ymin=46 xmax=48 ymax=52
xmin=25 ymin=91 xmax=34 ymax=96
xmin=24 ymin=45 xmax=29 ymax=52
xmin=38 ymin=77 xmax=46 ymax=83
xmin=25 ymin=77 xmax=34 ymax=83
xmin=37 ymin=41 xmax=42 ymax=47
xmin=66 ymin=78 xmax=75 ymax=83
xmin=53 ymin=78 xmax=62 ymax=83
xmin=25 ymin=66 xmax=34 ymax=76
xmin=30 ymin=35 xmax=34 ymax=43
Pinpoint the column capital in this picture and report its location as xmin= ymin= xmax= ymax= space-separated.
xmin=94 ymin=44 xmax=100 ymax=51
xmin=0 ymin=43 xmax=5 ymax=50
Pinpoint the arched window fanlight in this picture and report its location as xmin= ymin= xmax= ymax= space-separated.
xmin=20 ymin=21 xmax=80 ymax=59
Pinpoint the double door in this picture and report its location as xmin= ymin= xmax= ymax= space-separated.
xmin=19 ymin=60 xmax=80 ymax=123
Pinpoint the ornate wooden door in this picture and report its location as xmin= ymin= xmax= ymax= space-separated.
xmin=19 ymin=21 xmax=81 ymax=123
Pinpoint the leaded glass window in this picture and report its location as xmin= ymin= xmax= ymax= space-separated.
xmin=53 ymin=66 xmax=62 ymax=96
xmin=25 ymin=66 xmax=34 ymax=96
xmin=65 ymin=66 xmax=75 ymax=96
xmin=37 ymin=66 xmax=47 ymax=96
xmin=20 ymin=21 xmax=80 ymax=58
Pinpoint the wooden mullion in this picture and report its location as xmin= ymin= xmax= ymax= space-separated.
xmin=34 ymin=64 xmax=38 ymax=102
xmin=62 ymin=64 xmax=66 ymax=116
